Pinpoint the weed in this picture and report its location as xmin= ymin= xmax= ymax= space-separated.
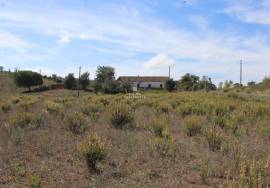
xmin=65 ymin=112 xmax=87 ymax=134
xmin=27 ymin=174 xmax=42 ymax=188
xmin=78 ymin=133 xmax=110 ymax=171
xmin=204 ymin=126 xmax=224 ymax=152
xmin=46 ymin=101 xmax=64 ymax=115
xmin=184 ymin=115 xmax=203 ymax=137
xmin=109 ymin=102 xmax=134 ymax=129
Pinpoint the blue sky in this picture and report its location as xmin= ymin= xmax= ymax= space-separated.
xmin=0 ymin=0 xmax=270 ymax=84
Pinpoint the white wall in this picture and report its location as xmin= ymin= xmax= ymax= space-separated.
xmin=132 ymin=82 xmax=165 ymax=89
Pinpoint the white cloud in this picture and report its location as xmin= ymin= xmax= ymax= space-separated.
xmin=59 ymin=35 xmax=71 ymax=43
xmin=144 ymin=53 xmax=175 ymax=69
xmin=225 ymin=0 xmax=270 ymax=25
xmin=0 ymin=1 xmax=270 ymax=83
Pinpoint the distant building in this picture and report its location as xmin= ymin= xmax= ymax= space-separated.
xmin=0 ymin=66 xmax=3 ymax=72
xmin=118 ymin=76 xmax=169 ymax=91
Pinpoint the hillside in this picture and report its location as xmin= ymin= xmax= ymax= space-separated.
xmin=0 ymin=89 xmax=270 ymax=187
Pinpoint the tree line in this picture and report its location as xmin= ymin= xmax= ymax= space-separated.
xmin=14 ymin=65 xmax=262 ymax=93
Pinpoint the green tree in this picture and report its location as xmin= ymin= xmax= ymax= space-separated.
xmin=165 ymin=79 xmax=176 ymax=92
xmin=64 ymin=73 xmax=76 ymax=90
xmin=94 ymin=66 xmax=116 ymax=94
xmin=247 ymin=81 xmax=256 ymax=87
xmin=79 ymin=72 xmax=90 ymax=90
xmin=178 ymin=73 xmax=200 ymax=91
xmin=95 ymin=66 xmax=115 ymax=83
xmin=14 ymin=71 xmax=43 ymax=91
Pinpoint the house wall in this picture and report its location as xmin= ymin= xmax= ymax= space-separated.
xmin=132 ymin=82 xmax=165 ymax=89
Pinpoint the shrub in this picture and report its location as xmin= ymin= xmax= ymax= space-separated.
xmin=27 ymin=175 xmax=41 ymax=188
xmin=204 ymin=126 xmax=224 ymax=152
xmin=152 ymin=117 xmax=170 ymax=138
xmin=64 ymin=73 xmax=77 ymax=89
xmin=1 ymin=102 xmax=11 ymax=113
xmin=150 ymin=136 xmax=176 ymax=157
xmin=184 ymin=115 xmax=203 ymax=137
xmin=213 ymin=116 xmax=226 ymax=129
xmin=155 ymin=102 xmax=171 ymax=113
xmin=109 ymin=102 xmax=134 ymax=128
xmin=46 ymin=102 xmax=64 ymax=115
xmin=14 ymin=71 xmax=43 ymax=92
xmin=81 ymin=103 xmax=103 ymax=122
xmin=78 ymin=133 xmax=110 ymax=171
xmin=165 ymin=79 xmax=176 ymax=92
xmin=65 ymin=112 xmax=87 ymax=134
xmin=4 ymin=112 xmax=34 ymax=136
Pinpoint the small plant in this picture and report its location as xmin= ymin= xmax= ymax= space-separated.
xmin=152 ymin=116 xmax=170 ymax=138
xmin=184 ymin=115 xmax=203 ymax=137
xmin=65 ymin=112 xmax=87 ymax=134
xmin=46 ymin=101 xmax=64 ymax=115
xmin=1 ymin=102 xmax=11 ymax=113
xmin=33 ymin=114 xmax=45 ymax=129
xmin=27 ymin=174 xmax=42 ymax=188
xmin=78 ymin=133 xmax=110 ymax=171
xmin=204 ymin=126 xmax=224 ymax=152
xmin=213 ymin=116 xmax=226 ymax=129
xmin=150 ymin=136 xmax=176 ymax=157
xmin=81 ymin=103 xmax=102 ymax=122
xmin=155 ymin=102 xmax=171 ymax=113
xmin=109 ymin=102 xmax=134 ymax=128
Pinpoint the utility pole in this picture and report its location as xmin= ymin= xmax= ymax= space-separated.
xmin=240 ymin=59 xmax=243 ymax=86
xmin=77 ymin=66 xmax=81 ymax=97
xmin=169 ymin=66 xmax=171 ymax=79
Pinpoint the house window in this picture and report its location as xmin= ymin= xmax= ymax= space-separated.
xmin=148 ymin=84 xmax=151 ymax=88
xmin=160 ymin=84 xmax=163 ymax=89
xmin=137 ymin=84 xmax=140 ymax=88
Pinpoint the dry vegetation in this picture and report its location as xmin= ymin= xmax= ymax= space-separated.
xmin=1 ymin=77 xmax=270 ymax=187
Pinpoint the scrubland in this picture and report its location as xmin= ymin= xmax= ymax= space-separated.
xmin=0 ymin=89 xmax=270 ymax=187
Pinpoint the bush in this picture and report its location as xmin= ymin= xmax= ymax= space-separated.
xmin=213 ymin=116 xmax=226 ymax=129
xmin=46 ymin=102 xmax=64 ymax=115
xmin=81 ymin=103 xmax=103 ymax=122
xmin=78 ymin=133 xmax=110 ymax=171
xmin=109 ymin=102 xmax=134 ymax=128
xmin=184 ymin=115 xmax=203 ymax=137
xmin=155 ymin=102 xmax=171 ymax=113
xmin=165 ymin=79 xmax=176 ymax=92
xmin=152 ymin=117 xmax=170 ymax=138
xmin=28 ymin=175 xmax=42 ymax=188
xmin=14 ymin=71 xmax=43 ymax=92
xmin=1 ymin=102 xmax=11 ymax=113
xmin=204 ymin=126 xmax=223 ymax=152
xmin=150 ymin=136 xmax=176 ymax=157
xmin=4 ymin=112 xmax=34 ymax=136
xmin=65 ymin=112 xmax=87 ymax=134
xmin=64 ymin=73 xmax=77 ymax=89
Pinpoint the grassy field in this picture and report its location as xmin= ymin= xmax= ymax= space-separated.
xmin=1 ymin=75 xmax=270 ymax=187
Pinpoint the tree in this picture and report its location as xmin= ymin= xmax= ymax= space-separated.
xmin=94 ymin=66 xmax=116 ymax=94
xmin=165 ymin=79 xmax=176 ymax=92
xmin=95 ymin=66 xmax=115 ymax=83
xmin=247 ymin=81 xmax=256 ymax=87
xmin=64 ymin=73 xmax=76 ymax=89
xmin=118 ymin=81 xmax=132 ymax=93
xmin=178 ymin=73 xmax=200 ymax=91
xmin=14 ymin=71 xmax=43 ymax=91
xmin=80 ymin=72 xmax=90 ymax=90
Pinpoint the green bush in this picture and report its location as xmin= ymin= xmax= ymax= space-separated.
xmin=184 ymin=115 xmax=203 ymax=137
xmin=109 ymin=102 xmax=134 ymax=128
xmin=79 ymin=133 xmax=110 ymax=171
xmin=14 ymin=71 xmax=43 ymax=92
xmin=65 ymin=112 xmax=87 ymax=134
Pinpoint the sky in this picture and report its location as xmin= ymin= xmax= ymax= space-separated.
xmin=0 ymin=0 xmax=270 ymax=84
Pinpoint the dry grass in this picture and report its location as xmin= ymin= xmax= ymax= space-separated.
xmin=1 ymin=89 xmax=270 ymax=187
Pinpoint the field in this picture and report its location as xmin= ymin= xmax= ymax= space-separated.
xmin=1 ymin=75 xmax=270 ymax=187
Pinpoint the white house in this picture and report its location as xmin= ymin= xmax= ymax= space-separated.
xmin=118 ymin=76 xmax=169 ymax=91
